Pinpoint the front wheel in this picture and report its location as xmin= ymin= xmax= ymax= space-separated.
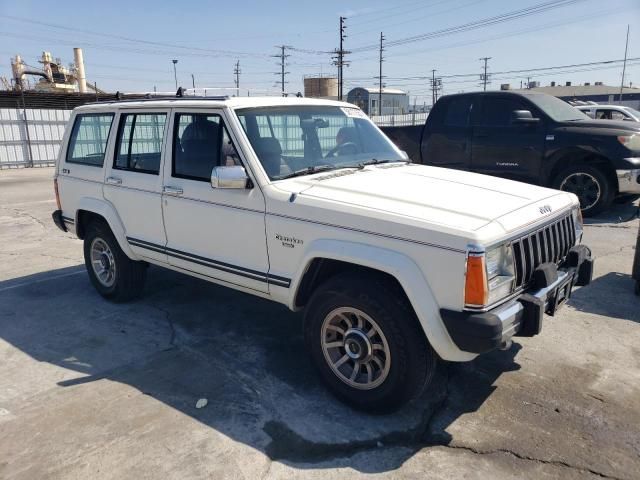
xmin=552 ymin=164 xmax=614 ymax=216
xmin=304 ymin=272 xmax=436 ymax=413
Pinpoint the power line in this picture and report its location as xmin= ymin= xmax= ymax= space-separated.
xmin=351 ymin=0 xmax=586 ymax=52
xmin=345 ymin=6 xmax=627 ymax=64
xmin=272 ymin=46 xmax=291 ymax=96
xmin=347 ymin=57 xmax=640 ymax=83
xmin=348 ymin=0 xmax=482 ymax=37
xmin=0 ymin=14 xmax=273 ymax=59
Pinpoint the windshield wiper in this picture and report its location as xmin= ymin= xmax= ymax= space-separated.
xmin=354 ymin=158 xmax=407 ymax=169
xmin=278 ymin=164 xmax=337 ymax=180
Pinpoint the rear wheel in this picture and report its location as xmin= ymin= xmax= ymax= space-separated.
xmin=552 ymin=164 xmax=614 ymax=216
xmin=304 ymin=271 xmax=436 ymax=413
xmin=83 ymin=220 xmax=147 ymax=302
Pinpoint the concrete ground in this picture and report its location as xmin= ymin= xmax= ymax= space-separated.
xmin=0 ymin=167 xmax=638 ymax=480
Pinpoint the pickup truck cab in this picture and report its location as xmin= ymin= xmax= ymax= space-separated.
xmin=383 ymin=91 xmax=640 ymax=216
xmin=52 ymin=93 xmax=593 ymax=412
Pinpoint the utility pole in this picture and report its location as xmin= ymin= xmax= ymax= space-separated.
xmin=191 ymin=73 xmax=195 ymax=89
xmin=375 ymin=32 xmax=385 ymax=115
xmin=479 ymin=57 xmax=491 ymax=91
xmin=172 ymin=59 xmax=178 ymax=90
xmin=273 ymin=46 xmax=290 ymax=96
xmin=430 ymin=69 xmax=442 ymax=106
xmin=233 ymin=60 xmax=241 ymax=97
xmin=332 ymin=16 xmax=350 ymax=100
xmin=619 ymin=24 xmax=630 ymax=102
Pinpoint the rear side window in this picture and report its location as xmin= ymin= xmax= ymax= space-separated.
xmin=66 ymin=113 xmax=114 ymax=166
xmin=114 ymin=113 xmax=166 ymax=174
xmin=444 ymin=97 xmax=472 ymax=127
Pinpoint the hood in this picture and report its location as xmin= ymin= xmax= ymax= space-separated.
xmin=556 ymin=119 xmax=640 ymax=133
xmin=276 ymin=164 xmax=574 ymax=235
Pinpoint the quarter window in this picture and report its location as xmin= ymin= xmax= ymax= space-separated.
xmin=114 ymin=113 xmax=166 ymax=174
xmin=173 ymin=113 xmax=241 ymax=181
xmin=66 ymin=113 xmax=114 ymax=166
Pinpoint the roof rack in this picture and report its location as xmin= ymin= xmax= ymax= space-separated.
xmin=87 ymin=87 xmax=229 ymax=105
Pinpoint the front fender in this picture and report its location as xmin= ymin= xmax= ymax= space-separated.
xmin=75 ymin=197 xmax=138 ymax=260
xmin=290 ymin=239 xmax=476 ymax=362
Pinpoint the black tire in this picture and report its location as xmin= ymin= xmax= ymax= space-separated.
xmin=552 ymin=164 xmax=614 ymax=217
xmin=304 ymin=271 xmax=437 ymax=413
xmin=83 ymin=220 xmax=147 ymax=302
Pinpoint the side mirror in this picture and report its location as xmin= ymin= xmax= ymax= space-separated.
xmin=510 ymin=110 xmax=540 ymax=125
xmin=211 ymin=165 xmax=248 ymax=189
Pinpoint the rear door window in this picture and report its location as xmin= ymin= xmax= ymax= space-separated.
xmin=66 ymin=113 xmax=114 ymax=166
xmin=114 ymin=113 xmax=166 ymax=174
xmin=443 ymin=97 xmax=473 ymax=127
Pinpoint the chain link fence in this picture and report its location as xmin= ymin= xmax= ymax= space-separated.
xmin=0 ymin=108 xmax=70 ymax=168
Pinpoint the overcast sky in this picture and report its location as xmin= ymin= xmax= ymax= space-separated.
xmin=0 ymin=0 xmax=638 ymax=103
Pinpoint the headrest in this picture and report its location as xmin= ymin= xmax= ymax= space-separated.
xmin=254 ymin=137 xmax=282 ymax=156
xmin=182 ymin=119 xmax=220 ymax=143
xmin=337 ymin=126 xmax=357 ymax=143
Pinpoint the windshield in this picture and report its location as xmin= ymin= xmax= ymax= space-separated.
xmin=235 ymin=105 xmax=404 ymax=180
xmin=526 ymin=94 xmax=589 ymax=122
xmin=623 ymin=107 xmax=640 ymax=119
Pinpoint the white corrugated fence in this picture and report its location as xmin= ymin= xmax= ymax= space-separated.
xmin=0 ymin=108 xmax=70 ymax=168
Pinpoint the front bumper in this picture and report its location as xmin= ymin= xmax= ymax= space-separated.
xmin=441 ymin=245 xmax=594 ymax=354
xmin=617 ymin=166 xmax=640 ymax=194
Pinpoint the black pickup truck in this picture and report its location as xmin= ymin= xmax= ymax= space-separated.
xmin=381 ymin=91 xmax=640 ymax=215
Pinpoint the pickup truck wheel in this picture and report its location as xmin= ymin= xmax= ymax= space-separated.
xmin=304 ymin=272 xmax=436 ymax=413
xmin=552 ymin=165 xmax=613 ymax=216
xmin=83 ymin=221 xmax=147 ymax=302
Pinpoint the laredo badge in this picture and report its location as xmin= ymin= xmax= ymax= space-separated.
xmin=276 ymin=234 xmax=303 ymax=248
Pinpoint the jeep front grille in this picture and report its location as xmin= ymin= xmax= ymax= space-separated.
xmin=512 ymin=213 xmax=576 ymax=289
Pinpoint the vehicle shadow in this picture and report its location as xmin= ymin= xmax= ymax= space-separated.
xmin=0 ymin=264 xmax=522 ymax=473
xmin=584 ymin=200 xmax=639 ymax=226
xmin=568 ymin=272 xmax=639 ymax=323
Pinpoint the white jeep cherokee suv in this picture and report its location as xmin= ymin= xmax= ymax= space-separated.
xmin=52 ymin=94 xmax=594 ymax=412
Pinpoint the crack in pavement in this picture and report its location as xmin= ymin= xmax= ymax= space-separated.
xmin=433 ymin=444 xmax=626 ymax=480
xmin=147 ymin=304 xmax=177 ymax=348
xmin=1 ymin=206 xmax=48 ymax=230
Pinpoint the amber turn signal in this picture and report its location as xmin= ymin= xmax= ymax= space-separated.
xmin=464 ymin=254 xmax=488 ymax=306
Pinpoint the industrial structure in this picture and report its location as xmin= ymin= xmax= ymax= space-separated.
xmin=6 ymin=48 xmax=102 ymax=94
xmin=303 ymin=75 xmax=338 ymax=99
xmin=346 ymin=87 xmax=409 ymax=115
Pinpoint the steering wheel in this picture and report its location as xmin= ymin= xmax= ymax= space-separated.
xmin=325 ymin=141 xmax=359 ymax=158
